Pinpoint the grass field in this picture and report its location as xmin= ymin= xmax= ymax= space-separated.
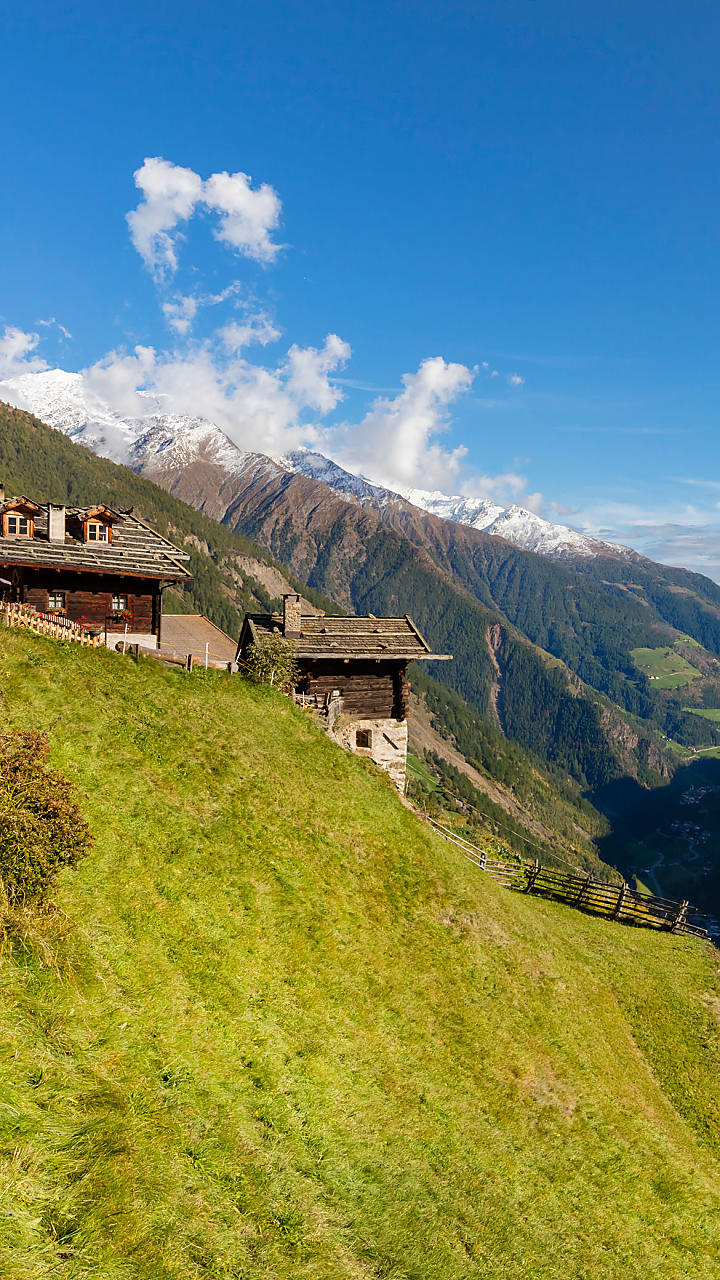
xmin=685 ymin=707 xmax=720 ymax=722
xmin=631 ymin=644 xmax=702 ymax=689
xmin=3 ymin=630 xmax=720 ymax=1278
xmin=406 ymin=751 xmax=439 ymax=791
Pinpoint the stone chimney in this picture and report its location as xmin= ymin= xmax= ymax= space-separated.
xmin=48 ymin=504 xmax=66 ymax=542
xmin=283 ymin=593 xmax=302 ymax=638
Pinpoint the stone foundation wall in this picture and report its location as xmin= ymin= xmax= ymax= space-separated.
xmin=329 ymin=715 xmax=408 ymax=792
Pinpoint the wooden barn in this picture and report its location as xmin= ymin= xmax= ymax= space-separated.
xmin=237 ymin=594 xmax=451 ymax=791
xmin=0 ymin=488 xmax=192 ymax=648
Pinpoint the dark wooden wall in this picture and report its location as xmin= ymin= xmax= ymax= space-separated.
xmin=297 ymin=660 xmax=408 ymax=719
xmin=19 ymin=569 xmax=159 ymax=634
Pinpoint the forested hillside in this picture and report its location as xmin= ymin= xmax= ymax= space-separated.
xmin=2 ymin=629 xmax=720 ymax=1278
xmin=133 ymin=422 xmax=720 ymax=754
xmin=218 ymin=469 xmax=676 ymax=788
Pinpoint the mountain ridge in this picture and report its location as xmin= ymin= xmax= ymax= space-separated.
xmin=0 ymin=367 xmax=635 ymax=564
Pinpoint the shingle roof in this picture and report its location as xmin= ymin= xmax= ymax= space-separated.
xmin=240 ymin=612 xmax=451 ymax=661
xmin=0 ymin=502 xmax=192 ymax=581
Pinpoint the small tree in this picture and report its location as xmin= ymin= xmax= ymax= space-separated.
xmin=240 ymin=635 xmax=299 ymax=693
xmin=0 ymin=731 xmax=92 ymax=905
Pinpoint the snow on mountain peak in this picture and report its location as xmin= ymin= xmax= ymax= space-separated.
xmin=279 ymin=450 xmax=399 ymax=505
xmin=0 ymin=366 xmax=629 ymax=563
xmin=281 ymin=453 xmax=622 ymax=559
xmin=0 ymin=367 xmax=144 ymax=462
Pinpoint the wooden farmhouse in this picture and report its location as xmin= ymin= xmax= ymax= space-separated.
xmin=0 ymin=487 xmax=192 ymax=648
xmin=237 ymin=594 xmax=451 ymax=791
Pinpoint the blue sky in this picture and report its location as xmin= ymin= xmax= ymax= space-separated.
xmin=3 ymin=1 xmax=720 ymax=574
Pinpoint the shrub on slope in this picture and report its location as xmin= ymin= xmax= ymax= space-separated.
xmin=0 ymin=729 xmax=91 ymax=906
xmin=1 ymin=632 xmax=720 ymax=1278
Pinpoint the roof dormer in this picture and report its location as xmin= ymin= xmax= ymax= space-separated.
xmin=1 ymin=498 xmax=39 ymax=538
xmin=83 ymin=506 xmax=115 ymax=544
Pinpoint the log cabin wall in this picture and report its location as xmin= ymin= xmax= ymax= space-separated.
xmin=19 ymin=569 xmax=159 ymax=634
xmin=297 ymin=661 xmax=409 ymax=720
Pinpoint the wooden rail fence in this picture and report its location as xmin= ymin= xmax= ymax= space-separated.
xmin=115 ymin=639 xmax=237 ymax=673
xmin=428 ymin=817 xmax=711 ymax=942
xmin=2 ymin=602 xmax=102 ymax=646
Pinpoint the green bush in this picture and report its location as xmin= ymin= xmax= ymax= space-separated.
xmin=240 ymin=635 xmax=299 ymax=692
xmin=0 ymin=731 xmax=92 ymax=904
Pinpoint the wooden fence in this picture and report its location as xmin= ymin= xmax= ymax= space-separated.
xmin=428 ymin=817 xmax=711 ymax=942
xmin=2 ymin=602 xmax=102 ymax=646
xmin=115 ymin=639 xmax=237 ymax=673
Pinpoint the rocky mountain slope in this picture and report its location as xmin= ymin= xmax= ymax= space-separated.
xmin=282 ymin=448 xmax=624 ymax=560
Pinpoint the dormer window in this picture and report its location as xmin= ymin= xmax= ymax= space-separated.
xmin=86 ymin=521 xmax=109 ymax=543
xmin=5 ymin=513 xmax=31 ymax=536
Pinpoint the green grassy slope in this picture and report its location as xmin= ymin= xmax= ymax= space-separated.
xmin=2 ymin=632 xmax=720 ymax=1278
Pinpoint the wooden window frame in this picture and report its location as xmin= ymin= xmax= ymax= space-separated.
xmin=355 ymin=729 xmax=372 ymax=749
xmin=46 ymin=590 xmax=67 ymax=613
xmin=84 ymin=520 xmax=111 ymax=543
xmin=111 ymin=593 xmax=129 ymax=614
xmin=3 ymin=512 xmax=33 ymax=537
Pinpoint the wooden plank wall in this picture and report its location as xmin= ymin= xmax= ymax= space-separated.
xmin=299 ymin=661 xmax=408 ymax=718
xmin=21 ymin=570 xmax=157 ymax=632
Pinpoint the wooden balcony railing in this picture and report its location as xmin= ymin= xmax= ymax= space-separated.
xmin=1 ymin=602 xmax=103 ymax=646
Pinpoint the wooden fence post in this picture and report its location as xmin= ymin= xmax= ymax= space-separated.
xmin=186 ymin=653 xmax=194 ymax=672
xmin=576 ymin=873 xmax=593 ymax=905
xmin=612 ymin=882 xmax=629 ymax=919
xmin=525 ymin=859 xmax=540 ymax=893
xmin=670 ymin=900 xmax=689 ymax=932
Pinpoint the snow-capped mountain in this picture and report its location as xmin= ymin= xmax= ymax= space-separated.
xmin=1 ymin=368 xmax=145 ymax=460
xmin=279 ymin=449 xmax=398 ymax=506
xmin=400 ymin=488 xmax=505 ymax=530
xmin=279 ymin=449 xmax=622 ymax=560
xmin=0 ymin=367 xmax=626 ymax=562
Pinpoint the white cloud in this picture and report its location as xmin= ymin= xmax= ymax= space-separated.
xmin=283 ymin=334 xmax=350 ymax=414
xmin=220 ymin=312 xmax=281 ymax=352
xmin=127 ymin=158 xmax=204 ymax=280
xmin=162 ymin=295 xmax=200 ymax=336
xmin=203 ymin=170 xmax=282 ymax=263
xmin=83 ymin=345 xmax=159 ymax=418
xmin=507 ymin=373 xmax=525 ymax=387
xmin=337 ymin=356 xmax=475 ymax=491
xmin=78 ymin=332 xmax=349 ymax=458
xmin=126 ymin=157 xmax=282 ymax=281
xmin=0 ymin=326 xmax=48 ymax=379
xmin=162 ymin=282 xmax=245 ymax=336
xmin=37 ymin=317 xmax=73 ymax=340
